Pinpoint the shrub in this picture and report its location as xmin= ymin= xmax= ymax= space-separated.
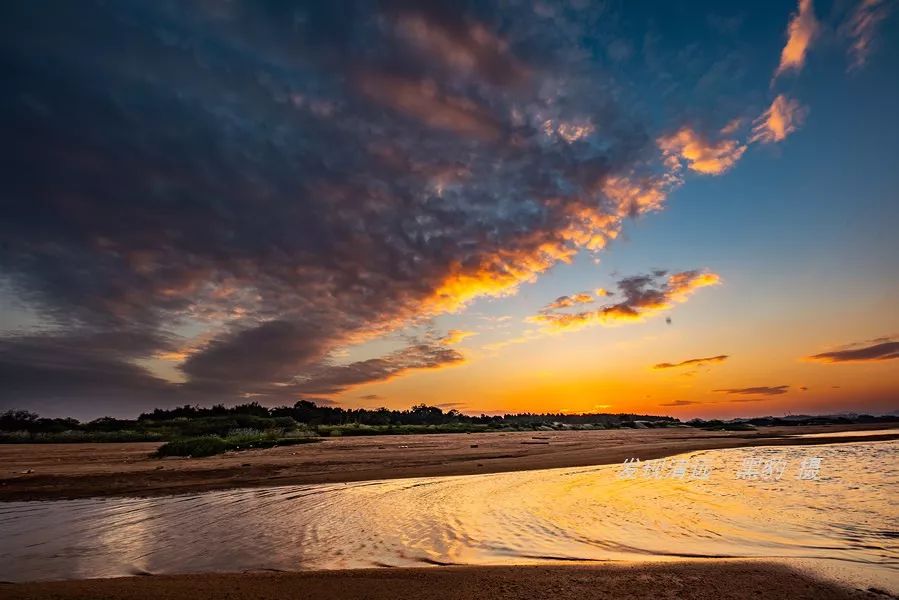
xmin=154 ymin=433 xmax=321 ymax=457
xmin=155 ymin=436 xmax=228 ymax=457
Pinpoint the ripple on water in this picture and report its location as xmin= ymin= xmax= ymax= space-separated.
xmin=0 ymin=440 xmax=896 ymax=592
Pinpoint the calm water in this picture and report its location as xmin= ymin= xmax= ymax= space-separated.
xmin=1 ymin=440 xmax=897 ymax=591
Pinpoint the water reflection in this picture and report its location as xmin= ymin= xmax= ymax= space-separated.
xmin=1 ymin=441 xmax=896 ymax=590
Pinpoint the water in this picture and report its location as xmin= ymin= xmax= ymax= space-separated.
xmin=2 ymin=440 xmax=897 ymax=591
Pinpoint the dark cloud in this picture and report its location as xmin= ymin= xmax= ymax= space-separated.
xmin=806 ymin=339 xmax=899 ymax=363
xmin=0 ymin=1 xmax=741 ymax=415
xmin=0 ymin=330 xmax=184 ymax=417
xmin=290 ymin=338 xmax=464 ymax=395
xmin=714 ymin=385 xmax=790 ymax=396
xmin=435 ymin=402 xmax=467 ymax=409
xmin=181 ymin=320 xmax=331 ymax=386
xmin=659 ymin=400 xmax=701 ymax=407
xmin=653 ymin=354 xmax=729 ymax=370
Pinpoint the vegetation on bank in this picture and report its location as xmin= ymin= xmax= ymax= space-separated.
xmin=154 ymin=431 xmax=321 ymax=457
xmin=1 ymin=403 xmax=897 ymax=456
xmin=0 ymin=402 xmax=680 ymax=453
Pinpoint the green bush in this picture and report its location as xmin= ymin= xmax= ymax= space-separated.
xmin=154 ymin=433 xmax=321 ymax=457
xmin=155 ymin=436 xmax=228 ymax=457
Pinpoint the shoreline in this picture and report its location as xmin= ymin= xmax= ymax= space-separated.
xmin=2 ymin=424 xmax=897 ymax=502
xmin=1 ymin=561 xmax=885 ymax=599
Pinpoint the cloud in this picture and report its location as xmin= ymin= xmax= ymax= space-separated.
xmin=358 ymin=394 xmax=383 ymax=400
xmin=774 ymin=0 xmax=820 ymax=79
xmin=181 ymin=320 xmax=332 ymax=386
xmin=660 ymin=400 xmax=702 ymax=407
xmin=653 ymin=354 xmax=729 ymax=370
xmin=806 ymin=338 xmax=899 ymax=363
xmin=0 ymin=330 xmax=192 ymax=417
xmin=657 ymin=127 xmax=746 ymax=175
xmin=3 ymin=1 xmax=681 ymax=412
xmin=291 ymin=337 xmax=465 ymax=395
xmin=843 ymin=0 xmax=891 ymax=70
xmin=714 ymin=385 xmax=790 ymax=396
xmin=528 ymin=269 xmax=720 ymax=333
xmin=390 ymin=7 xmax=530 ymax=86
xmin=436 ymin=402 xmax=467 ymax=409
xmin=543 ymin=293 xmax=595 ymax=310
xmin=749 ymin=95 xmax=808 ymax=144
xmin=0 ymin=2 xmax=798 ymax=415
xmin=356 ymin=72 xmax=503 ymax=141
xmin=441 ymin=329 xmax=477 ymax=345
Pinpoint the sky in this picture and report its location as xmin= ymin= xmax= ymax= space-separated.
xmin=1 ymin=0 xmax=897 ymax=420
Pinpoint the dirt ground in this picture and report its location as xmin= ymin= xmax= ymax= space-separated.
xmin=2 ymin=561 xmax=885 ymax=600
xmin=1 ymin=424 xmax=897 ymax=501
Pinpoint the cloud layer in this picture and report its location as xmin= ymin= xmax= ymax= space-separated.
xmin=1 ymin=1 xmax=683 ymax=412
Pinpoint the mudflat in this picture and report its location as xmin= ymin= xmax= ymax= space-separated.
xmin=1 ymin=562 xmax=882 ymax=600
xmin=1 ymin=424 xmax=897 ymax=501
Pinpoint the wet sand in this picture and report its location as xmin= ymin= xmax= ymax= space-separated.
xmin=1 ymin=562 xmax=884 ymax=599
xmin=1 ymin=424 xmax=897 ymax=501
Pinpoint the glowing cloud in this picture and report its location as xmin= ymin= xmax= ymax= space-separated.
xmin=774 ymin=0 xmax=819 ymax=79
xmin=528 ymin=269 xmax=721 ymax=333
xmin=657 ymin=127 xmax=746 ymax=175
xmin=544 ymin=293 xmax=595 ymax=310
xmin=750 ymin=95 xmax=808 ymax=144
xmin=441 ymin=329 xmax=478 ymax=345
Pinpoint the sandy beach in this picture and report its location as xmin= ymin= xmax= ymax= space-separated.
xmin=2 ymin=562 xmax=886 ymax=599
xmin=2 ymin=424 xmax=897 ymax=501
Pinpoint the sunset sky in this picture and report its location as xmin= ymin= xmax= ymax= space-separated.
xmin=1 ymin=0 xmax=897 ymax=420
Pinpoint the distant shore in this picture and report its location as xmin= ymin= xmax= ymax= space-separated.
xmin=2 ymin=423 xmax=897 ymax=502
xmin=2 ymin=561 xmax=882 ymax=599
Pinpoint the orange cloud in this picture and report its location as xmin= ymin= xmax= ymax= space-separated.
xmin=441 ymin=329 xmax=477 ymax=345
xmin=774 ymin=0 xmax=819 ymax=79
xmin=750 ymin=95 xmax=808 ymax=144
xmin=528 ymin=270 xmax=721 ymax=333
xmin=843 ymin=0 xmax=891 ymax=70
xmin=601 ymin=174 xmax=671 ymax=216
xmin=657 ymin=127 xmax=746 ymax=175
xmin=422 ymin=198 xmax=633 ymax=317
xmin=544 ymin=293 xmax=594 ymax=310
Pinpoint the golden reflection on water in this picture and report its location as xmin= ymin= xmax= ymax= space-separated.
xmin=1 ymin=441 xmax=896 ymax=590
